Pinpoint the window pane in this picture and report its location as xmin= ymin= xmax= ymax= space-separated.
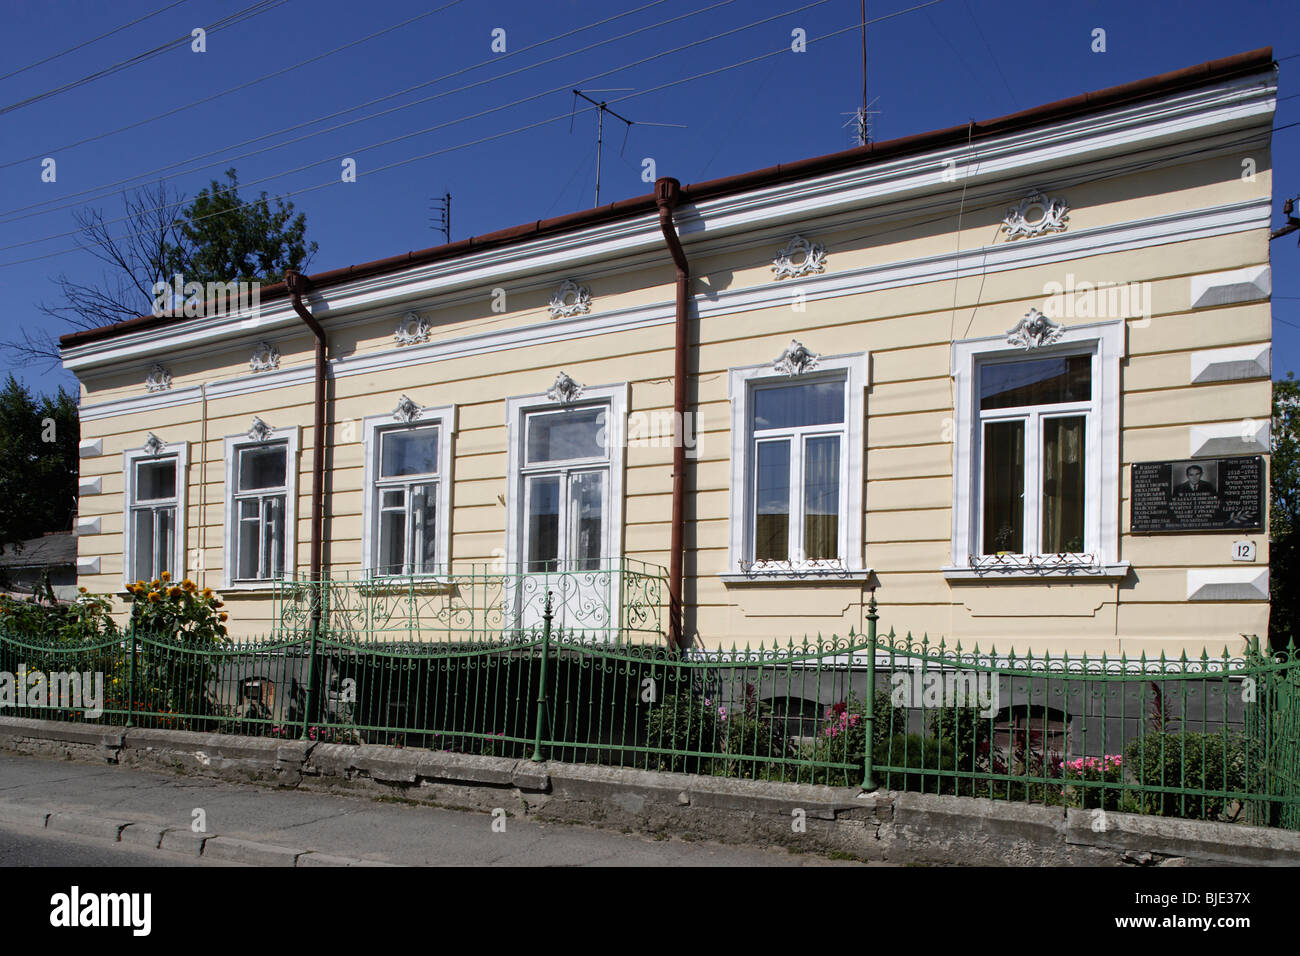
xmin=526 ymin=407 xmax=606 ymax=463
xmin=804 ymin=436 xmax=840 ymax=561
xmin=380 ymin=427 xmax=438 ymax=478
xmin=569 ymin=472 xmax=604 ymax=571
xmin=754 ymin=440 xmax=790 ymax=561
xmin=753 ymin=380 xmax=844 ymax=430
xmin=982 ymin=420 xmax=1024 ymax=554
xmin=412 ymin=483 xmax=438 ymax=573
xmin=132 ymin=508 xmax=154 ymax=581
xmin=526 ymin=476 xmax=560 ymax=572
xmin=263 ymin=496 xmax=284 ymax=578
xmin=155 ymin=507 xmax=174 ymax=578
xmin=238 ymin=444 xmax=286 ymax=491
xmin=135 ymin=459 xmax=175 ymax=501
xmin=980 ymin=355 xmax=1091 ymax=410
xmin=378 ymin=506 xmax=406 ymax=575
xmin=237 ymin=499 xmax=260 ymax=579
xmin=1042 ymin=416 xmax=1086 ymax=553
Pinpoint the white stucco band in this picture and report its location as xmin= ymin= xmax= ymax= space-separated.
xmin=1186 ymin=568 xmax=1269 ymax=602
xmin=1189 ymin=265 xmax=1270 ymax=308
xmin=1189 ymin=420 xmax=1270 ymax=458
xmin=1190 ymin=344 xmax=1271 ymax=384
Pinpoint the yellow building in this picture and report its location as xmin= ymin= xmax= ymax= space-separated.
xmin=62 ymin=49 xmax=1279 ymax=658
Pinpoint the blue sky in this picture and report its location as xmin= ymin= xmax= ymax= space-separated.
xmin=1 ymin=0 xmax=1296 ymax=397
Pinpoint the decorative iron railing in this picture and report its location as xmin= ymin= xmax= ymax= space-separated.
xmin=268 ymin=559 xmax=667 ymax=643
xmin=2 ymin=596 xmax=1296 ymax=831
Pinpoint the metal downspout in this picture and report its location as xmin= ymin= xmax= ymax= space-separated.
xmin=655 ymin=177 xmax=688 ymax=654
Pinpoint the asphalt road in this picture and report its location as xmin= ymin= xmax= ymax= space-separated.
xmin=0 ymin=753 xmax=867 ymax=866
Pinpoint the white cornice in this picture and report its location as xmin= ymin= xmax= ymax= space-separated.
xmin=75 ymin=195 xmax=1271 ymax=423
xmin=62 ymin=69 xmax=1275 ymax=378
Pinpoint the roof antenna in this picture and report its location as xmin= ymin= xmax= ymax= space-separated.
xmin=429 ymin=192 xmax=451 ymax=244
xmin=571 ymin=88 xmax=685 ymax=206
xmin=840 ymin=0 xmax=879 ymax=145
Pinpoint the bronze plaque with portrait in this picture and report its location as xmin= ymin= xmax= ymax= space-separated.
xmin=1130 ymin=456 xmax=1265 ymax=533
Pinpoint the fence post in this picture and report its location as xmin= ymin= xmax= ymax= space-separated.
xmin=301 ymin=581 xmax=321 ymax=740
xmin=531 ymin=591 xmax=553 ymax=763
xmin=125 ymin=618 xmax=137 ymax=729
xmin=861 ymin=592 xmax=878 ymax=791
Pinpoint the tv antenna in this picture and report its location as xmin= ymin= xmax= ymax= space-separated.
xmin=429 ymin=192 xmax=451 ymax=243
xmin=841 ymin=0 xmax=879 ymax=145
xmin=570 ymin=88 xmax=685 ymax=206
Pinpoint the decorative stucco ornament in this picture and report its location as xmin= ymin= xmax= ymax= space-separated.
xmin=145 ymin=363 xmax=172 ymax=393
xmin=546 ymin=372 xmax=584 ymax=405
xmin=248 ymin=417 xmax=274 ymax=442
xmin=393 ymin=394 xmax=423 ymax=423
xmin=771 ymin=235 xmax=827 ymax=280
xmin=142 ymin=433 xmax=166 ymax=456
xmin=1000 ymin=189 xmax=1069 ymax=240
xmin=772 ymin=340 xmax=820 ymax=376
xmin=1005 ymin=309 xmax=1065 ymax=349
xmin=549 ymin=279 xmax=591 ymax=319
xmin=395 ymin=311 xmax=431 ymax=345
xmin=250 ymin=341 xmax=280 ymax=372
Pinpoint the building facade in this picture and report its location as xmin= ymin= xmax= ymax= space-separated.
xmin=62 ymin=50 xmax=1279 ymax=657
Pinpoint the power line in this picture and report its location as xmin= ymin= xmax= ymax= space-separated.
xmin=0 ymin=0 xmax=946 ymax=271
xmin=0 ymin=0 xmax=192 ymax=84
xmin=0 ymin=0 xmax=291 ymax=118
xmin=0 ymin=0 xmax=466 ymax=171
xmin=0 ymin=0 xmax=825 ymax=253
xmin=0 ymin=0 xmax=703 ymax=224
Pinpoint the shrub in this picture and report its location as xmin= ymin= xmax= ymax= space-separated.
xmin=126 ymin=575 xmax=229 ymax=725
xmin=1123 ymin=731 xmax=1260 ymax=820
xmin=0 ymin=588 xmax=119 ymax=643
xmin=802 ymin=692 xmax=906 ymax=787
xmin=644 ymin=683 xmax=789 ymax=777
xmin=874 ymin=733 xmax=958 ymax=793
xmin=1057 ymin=754 xmax=1124 ymax=810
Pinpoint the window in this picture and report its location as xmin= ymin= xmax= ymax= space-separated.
xmin=503 ymin=383 xmax=627 ymax=631
xmin=222 ymin=426 xmax=299 ymax=587
xmin=725 ymin=352 xmax=867 ymax=579
xmin=123 ymin=441 xmax=188 ymax=586
xmin=948 ymin=320 xmax=1125 ymax=579
xmin=362 ymin=407 xmax=455 ymax=576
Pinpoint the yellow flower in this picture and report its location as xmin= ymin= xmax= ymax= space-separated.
xmin=201 ymin=588 xmax=214 ymax=600
xmin=159 ymin=571 xmax=171 ymax=582
xmin=166 ymin=586 xmax=182 ymax=599
xmin=78 ymin=586 xmax=88 ymax=594
xmin=212 ymin=600 xmax=224 ymax=609
xmin=218 ymin=612 xmax=228 ymax=622
xmin=182 ymin=579 xmax=197 ymax=592
xmin=147 ymin=591 xmax=161 ymax=603
xmin=135 ymin=580 xmax=147 ymax=590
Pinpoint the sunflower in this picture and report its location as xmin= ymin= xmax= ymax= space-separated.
xmin=147 ymin=591 xmax=162 ymax=603
xmin=166 ymin=586 xmax=182 ymax=599
xmin=159 ymin=571 xmax=171 ymax=582
xmin=218 ymin=612 xmax=229 ymax=622
xmin=181 ymin=578 xmax=197 ymax=592
xmin=201 ymin=587 xmax=214 ymax=600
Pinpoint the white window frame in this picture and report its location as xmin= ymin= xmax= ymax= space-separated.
xmin=222 ymin=425 xmax=300 ymax=589
xmin=504 ymin=383 xmax=628 ymax=573
xmin=947 ymin=319 xmax=1127 ymax=580
xmin=361 ymin=405 xmax=456 ymax=577
xmin=122 ymin=440 xmax=188 ymax=587
xmin=724 ymin=352 xmax=869 ymax=582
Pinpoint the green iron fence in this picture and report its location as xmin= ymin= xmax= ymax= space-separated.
xmin=270 ymin=559 xmax=666 ymax=642
xmin=1 ymin=596 xmax=1297 ymax=829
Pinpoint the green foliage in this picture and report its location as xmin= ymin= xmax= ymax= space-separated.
xmin=801 ymin=692 xmax=905 ymax=786
xmin=1123 ymin=731 xmax=1260 ymax=820
xmin=644 ymin=684 xmax=789 ymax=777
xmin=874 ymin=733 xmax=958 ymax=792
xmin=0 ymin=588 xmax=119 ymax=643
xmin=0 ymin=376 xmax=78 ymax=555
xmin=928 ymin=703 xmax=994 ymax=771
xmin=1272 ymin=372 xmax=1300 ymax=647
xmin=165 ymin=169 xmax=317 ymax=286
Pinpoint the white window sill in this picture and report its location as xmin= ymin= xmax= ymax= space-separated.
xmin=719 ymin=567 xmax=873 ymax=586
xmin=222 ymin=580 xmax=286 ymax=593
xmin=942 ymin=560 xmax=1130 ymax=582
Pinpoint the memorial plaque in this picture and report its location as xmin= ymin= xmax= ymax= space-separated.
xmin=1130 ymin=456 xmax=1264 ymax=533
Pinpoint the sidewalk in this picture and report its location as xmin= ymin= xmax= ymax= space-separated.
xmin=0 ymin=753 xmax=864 ymax=866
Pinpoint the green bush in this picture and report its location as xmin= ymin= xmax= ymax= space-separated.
xmin=644 ymin=684 xmax=789 ymax=777
xmin=1123 ymin=731 xmax=1261 ymax=820
xmin=874 ymin=733 xmax=958 ymax=793
xmin=801 ymin=692 xmax=906 ymax=787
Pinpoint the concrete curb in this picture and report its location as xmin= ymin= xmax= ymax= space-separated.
xmin=4 ymin=715 xmax=1300 ymax=866
xmin=0 ymin=800 xmax=383 ymax=867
